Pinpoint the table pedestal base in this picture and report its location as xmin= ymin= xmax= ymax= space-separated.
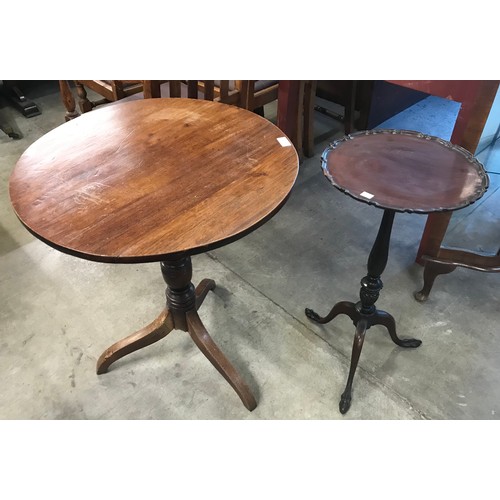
xmin=306 ymin=209 xmax=421 ymax=414
xmin=306 ymin=302 xmax=420 ymax=413
xmin=96 ymin=256 xmax=257 ymax=411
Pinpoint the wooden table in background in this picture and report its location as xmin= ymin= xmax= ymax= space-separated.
xmin=387 ymin=80 xmax=499 ymax=264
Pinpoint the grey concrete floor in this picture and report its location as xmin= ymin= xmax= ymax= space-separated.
xmin=1 ymin=82 xmax=499 ymax=420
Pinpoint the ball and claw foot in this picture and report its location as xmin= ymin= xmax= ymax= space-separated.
xmin=305 ymin=308 xmax=322 ymax=322
xmin=414 ymin=290 xmax=429 ymax=302
xmin=399 ymin=338 xmax=422 ymax=348
xmin=339 ymin=392 xmax=351 ymax=414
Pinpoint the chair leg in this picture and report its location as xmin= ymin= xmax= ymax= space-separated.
xmin=59 ymin=80 xmax=80 ymax=121
xmin=303 ymin=80 xmax=317 ymax=158
xmin=75 ymin=82 xmax=93 ymax=113
xmin=344 ymin=80 xmax=357 ymax=134
xmin=143 ymin=80 xmax=161 ymax=98
xmin=254 ymin=106 xmax=265 ymax=117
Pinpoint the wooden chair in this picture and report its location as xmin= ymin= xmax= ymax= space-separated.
xmin=74 ymin=80 xmax=143 ymax=113
xmin=142 ymin=80 xmax=248 ymax=105
xmin=59 ymin=80 xmax=251 ymax=121
xmin=59 ymin=80 xmax=144 ymax=120
xmin=243 ymin=80 xmax=279 ymax=114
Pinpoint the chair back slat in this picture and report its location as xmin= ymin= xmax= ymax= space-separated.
xmin=187 ymin=81 xmax=198 ymax=99
xmin=218 ymin=81 xmax=230 ymax=102
xmin=203 ymin=81 xmax=215 ymax=101
xmin=169 ymin=81 xmax=182 ymax=98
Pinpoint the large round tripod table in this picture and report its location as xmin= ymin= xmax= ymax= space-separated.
xmin=9 ymin=98 xmax=299 ymax=411
xmin=306 ymin=129 xmax=488 ymax=414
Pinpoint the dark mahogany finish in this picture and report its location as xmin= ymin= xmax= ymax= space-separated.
xmin=10 ymin=98 xmax=299 ymax=411
xmin=321 ymin=130 xmax=488 ymax=214
xmin=306 ymin=209 xmax=421 ymax=414
xmin=414 ymin=247 xmax=500 ymax=302
xmin=306 ymin=129 xmax=487 ymax=414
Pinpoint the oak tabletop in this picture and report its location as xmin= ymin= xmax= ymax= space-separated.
xmin=321 ymin=129 xmax=488 ymax=214
xmin=10 ymin=99 xmax=299 ymax=263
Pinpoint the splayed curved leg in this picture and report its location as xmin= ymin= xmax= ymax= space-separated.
xmin=186 ymin=310 xmax=257 ymax=411
xmin=305 ymin=301 xmax=357 ymax=324
xmin=97 ymin=308 xmax=174 ymax=374
xmin=414 ymin=260 xmax=457 ymax=302
xmin=373 ymin=310 xmax=422 ymax=348
xmin=195 ymin=279 xmax=216 ymax=310
xmin=339 ymin=318 xmax=368 ymax=414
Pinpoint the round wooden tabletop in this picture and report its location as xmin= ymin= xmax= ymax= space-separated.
xmin=10 ymin=99 xmax=299 ymax=263
xmin=321 ymin=129 xmax=488 ymax=214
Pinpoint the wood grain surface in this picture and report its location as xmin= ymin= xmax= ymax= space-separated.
xmin=10 ymin=99 xmax=299 ymax=262
xmin=322 ymin=130 xmax=488 ymax=214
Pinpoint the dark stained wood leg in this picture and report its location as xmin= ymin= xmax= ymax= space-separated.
xmin=339 ymin=318 xmax=368 ymax=414
xmin=186 ymin=310 xmax=257 ymax=411
xmin=97 ymin=255 xmax=255 ymax=410
xmin=75 ymin=82 xmax=94 ymax=113
xmin=414 ymin=259 xmax=457 ymax=302
xmin=143 ymin=80 xmax=161 ymax=99
xmin=416 ymin=211 xmax=452 ymax=265
xmin=59 ymin=80 xmax=80 ymax=121
xmin=277 ymin=80 xmax=305 ymax=160
xmin=416 ymin=247 xmax=500 ymax=303
xmin=305 ymin=301 xmax=358 ymax=325
xmin=371 ymin=309 xmax=422 ymax=348
xmin=96 ymin=308 xmax=174 ymax=374
xmin=195 ymin=278 xmax=216 ymax=310
xmin=306 ymin=209 xmax=421 ymax=414
xmin=162 ymin=257 xmax=256 ymax=410
xmin=303 ymin=80 xmax=317 ymax=158
xmin=344 ymin=80 xmax=357 ymax=134
xmin=254 ymin=106 xmax=265 ymax=117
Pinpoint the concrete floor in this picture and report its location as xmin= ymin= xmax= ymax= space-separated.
xmin=1 ymin=81 xmax=499 ymax=420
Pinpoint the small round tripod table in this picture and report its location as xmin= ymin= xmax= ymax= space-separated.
xmin=9 ymin=98 xmax=298 ymax=411
xmin=305 ymin=129 xmax=488 ymax=414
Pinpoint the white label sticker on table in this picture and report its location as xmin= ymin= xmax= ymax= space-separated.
xmin=360 ymin=191 xmax=374 ymax=199
xmin=277 ymin=137 xmax=292 ymax=147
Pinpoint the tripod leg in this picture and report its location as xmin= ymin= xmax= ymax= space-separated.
xmin=373 ymin=310 xmax=422 ymax=348
xmin=97 ymin=309 xmax=174 ymax=374
xmin=195 ymin=279 xmax=216 ymax=310
xmin=186 ymin=310 xmax=257 ymax=411
xmin=305 ymin=301 xmax=357 ymax=324
xmin=339 ymin=318 xmax=368 ymax=414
